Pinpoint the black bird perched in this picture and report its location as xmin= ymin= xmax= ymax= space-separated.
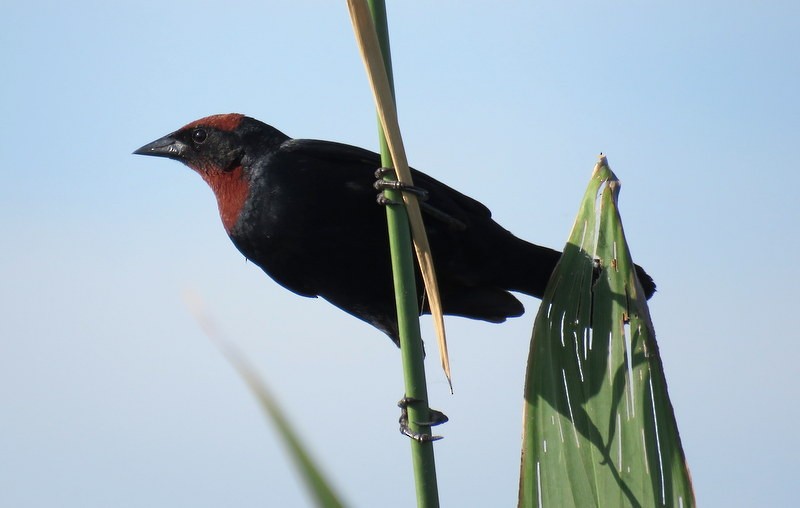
xmin=134 ymin=114 xmax=655 ymax=346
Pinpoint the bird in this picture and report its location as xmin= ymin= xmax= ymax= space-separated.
xmin=134 ymin=113 xmax=655 ymax=346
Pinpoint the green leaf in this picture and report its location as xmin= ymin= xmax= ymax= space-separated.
xmin=185 ymin=292 xmax=346 ymax=508
xmin=519 ymin=157 xmax=694 ymax=508
xmin=219 ymin=343 xmax=347 ymax=508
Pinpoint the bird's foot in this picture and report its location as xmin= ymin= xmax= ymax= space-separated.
xmin=374 ymin=168 xmax=466 ymax=230
xmin=398 ymin=396 xmax=448 ymax=442
xmin=374 ymin=168 xmax=429 ymax=205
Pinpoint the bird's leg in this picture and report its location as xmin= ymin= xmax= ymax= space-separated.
xmin=374 ymin=168 xmax=467 ymax=230
xmin=374 ymin=167 xmax=429 ymax=205
xmin=398 ymin=396 xmax=449 ymax=442
xmin=374 ymin=179 xmax=430 ymax=200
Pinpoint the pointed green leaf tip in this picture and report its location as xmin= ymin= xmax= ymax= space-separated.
xmin=518 ymin=156 xmax=694 ymax=507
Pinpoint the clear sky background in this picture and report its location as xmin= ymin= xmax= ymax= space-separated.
xmin=2 ymin=1 xmax=798 ymax=506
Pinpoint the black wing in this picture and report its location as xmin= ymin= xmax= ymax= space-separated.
xmin=280 ymin=138 xmax=493 ymax=226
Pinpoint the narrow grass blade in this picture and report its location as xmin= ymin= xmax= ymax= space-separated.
xmin=519 ymin=157 xmax=694 ymax=507
xmin=185 ymin=292 xmax=346 ymax=508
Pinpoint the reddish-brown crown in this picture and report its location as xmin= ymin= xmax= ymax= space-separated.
xmin=183 ymin=113 xmax=245 ymax=132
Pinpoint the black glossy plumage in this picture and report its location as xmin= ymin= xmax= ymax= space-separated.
xmin=136 ymin=115 xmax=656 ymax=345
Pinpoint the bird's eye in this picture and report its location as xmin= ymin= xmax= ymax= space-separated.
xmin=191 ymin=128 xmax=207 ymax=144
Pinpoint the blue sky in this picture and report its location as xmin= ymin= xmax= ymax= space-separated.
xmin=2 ymin=1 xmax=798 ymax=506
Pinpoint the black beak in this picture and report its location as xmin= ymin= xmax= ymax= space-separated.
xmin=133 ymin=134 xmax=189 ymax=160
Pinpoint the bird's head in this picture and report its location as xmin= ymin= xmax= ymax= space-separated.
xmin=134 ymin=113 xmax=287 ymax=232
xmin=134 ymin=113 xmax=247 ymax=172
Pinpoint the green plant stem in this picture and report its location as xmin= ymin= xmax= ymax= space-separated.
xmin=365 ymin=1 xmax=440 ymax=506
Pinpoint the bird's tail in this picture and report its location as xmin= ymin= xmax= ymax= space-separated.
xmin=499 ymin=237 xmax=656 ymax=300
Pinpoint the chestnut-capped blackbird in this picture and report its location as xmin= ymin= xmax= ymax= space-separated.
xmin=134 ymin=114 xmax=655 ymax=345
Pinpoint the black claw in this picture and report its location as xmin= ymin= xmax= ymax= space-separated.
xmin=398 ymin=397 xmax=448 ymax=442
xmin=424 ymin=408 xmax=450 ymax=427
xmin=374 ymin=168 xmax=466 ymax=231
xmin=374 ymin=168 xmax=430 ymax=201
xmin=375 ymin=167 xmax=403 ymax=206
xmin=375 ymin=167 xmax=394 ymax=179
xmin=374 ymin=179 xmax=430 ymax=200
xmin=400 ymin=423 xmax=443 ymax=442
xmin=376 ymin=193 xmax=401 ymax=206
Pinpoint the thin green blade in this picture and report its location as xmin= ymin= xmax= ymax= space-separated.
xmin=185 ymin=294 xmax=346 ymax=508
xmin=519 ymin=157 xmax=694 ymax=507
xmin=220 ymin=343 xmax=347 ymax=508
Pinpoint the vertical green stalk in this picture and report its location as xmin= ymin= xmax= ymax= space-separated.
xmin=365 ymin=1 xmax=440 ymax=506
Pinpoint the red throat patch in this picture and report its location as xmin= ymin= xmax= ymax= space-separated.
xmin=198 ymin=166 xmax=249 ymax=232
xmin=184 ymin=113 xmax=245 ymax=132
